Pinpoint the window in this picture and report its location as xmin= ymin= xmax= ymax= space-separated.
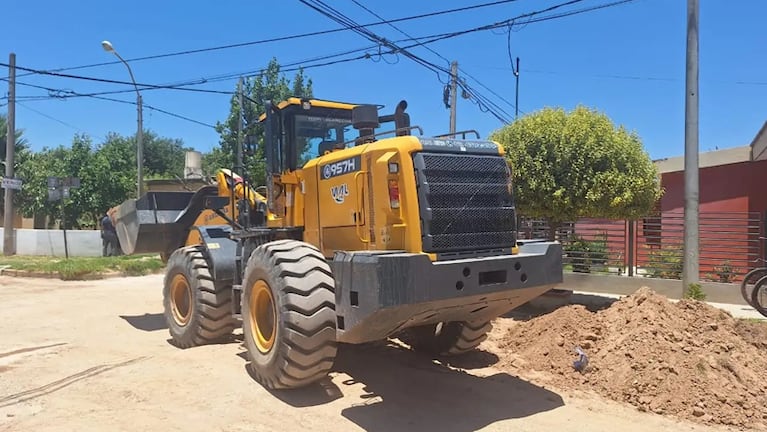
xmin=293 ymin=114 xmax=354 ymax=167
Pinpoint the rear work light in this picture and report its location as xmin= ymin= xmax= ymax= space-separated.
xmin=388 ymin=180 xmax=400 ymax=209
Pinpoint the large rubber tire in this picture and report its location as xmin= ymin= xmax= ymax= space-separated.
xmin=241 ymin=239 xmax=337 ymax=389
xmin=163 ymin=246 xmax=237 ymax=348
xmin=401 ymin=320 xmax=492 ymax=356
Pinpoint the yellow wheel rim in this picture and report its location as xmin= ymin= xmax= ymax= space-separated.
xmin=170 ymin=274 xmax=193 ymax=326
xmin=250 ymin=280 xmax=276 ymax=354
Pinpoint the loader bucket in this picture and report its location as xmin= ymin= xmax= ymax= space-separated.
xmin=112 ymin=190 xmax=199 ymax=255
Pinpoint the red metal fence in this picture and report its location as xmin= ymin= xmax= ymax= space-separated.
xmin=518 ymin=211 xmax=766 ymax=282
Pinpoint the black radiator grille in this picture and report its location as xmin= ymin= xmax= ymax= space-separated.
xmin=413 ymin=152 xmax=517 ymax=253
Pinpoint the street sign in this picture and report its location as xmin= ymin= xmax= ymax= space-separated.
xmin=1 ymin=177 xmax=22 ymax=190
xmin=48 ymin=189 xmax=61 ymax=202
xmin=47 ymin=176 xmax=80 ymax=202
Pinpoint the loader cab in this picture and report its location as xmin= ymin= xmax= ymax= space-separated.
xmin=260 ymin=98 xmax=355 ymax=175
xmin=257 ymin=97 xmax=413 ymax=227
xmin=259 ymin=98 xmax=412 ymax=175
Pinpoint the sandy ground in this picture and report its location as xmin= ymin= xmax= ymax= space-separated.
xmin=0 ymin=274 xmax=739 ymax=432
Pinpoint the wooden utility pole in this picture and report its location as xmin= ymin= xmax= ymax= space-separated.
xmin=683 ymin=0 xmax=700 ymax=293
xmin=3 ymin=53 xmax=16 ymax=256
xmin=449 ymin=61 xmax=458 ymax=135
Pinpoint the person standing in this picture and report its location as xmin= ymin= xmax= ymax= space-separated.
xmin=100 ymin=213 xmax=121 ymax=256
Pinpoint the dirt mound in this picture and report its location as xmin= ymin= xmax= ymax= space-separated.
xmin=495 ymin=287 xmax=767 ymax=429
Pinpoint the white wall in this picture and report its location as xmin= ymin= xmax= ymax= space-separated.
xmin=0 ymin=228 xmax=102 ymax=257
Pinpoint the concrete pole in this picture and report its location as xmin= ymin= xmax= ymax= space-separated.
xmin=137 ymin=93 xmax=143 ymax=198
xmin=683 ymin=0 xmax=700 ymax=293
xmin=3 ymin=52 xmax=16 ymax=256
xmin=449 ymin=61 xmax=458 ymax=135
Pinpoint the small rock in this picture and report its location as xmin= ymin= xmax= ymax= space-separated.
xmin=542 ymin=349 xmax=549 ymax=356
xmin=708 ymin=357 xmax=719 ymax=370
xmin=696 ymin=401 xmax=705 ymax=408
xmin=683 ymin=346 xmax=693 ymax=353
xmin=580 ymin=340 xmax=592 ymax=349
xmin=584 ymin=333 xmax=599 ymax=341
xmin=693 ymin=407 xmax=705 ymax=417
xmin=707 ymin=322 xmax=718 ymax=331
xmin=671 ymin=331 xmax=684 ymax=342
xmin=556 ymin=337 xmax=565 ymax=347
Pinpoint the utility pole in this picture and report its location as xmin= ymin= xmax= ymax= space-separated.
xmin=137 ymin=93 xmax=143 ymax=198
xmin=236 ymin=77 xmax=244 ymax=174
xmin=3 ymin=53 xmax=16 ymax=256
xmin=683 ymin=0 xmax=700 ymax=293
xmin=449 ymin=61 xmax=458 ymax=135
xmin=514 ymin=57 xmax=520 ymax=120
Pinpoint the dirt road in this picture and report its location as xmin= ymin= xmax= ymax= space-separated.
xmin=0 ymin=274 xmax=735 ymax=432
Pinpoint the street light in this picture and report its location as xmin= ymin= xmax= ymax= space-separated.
xmin=102 ymin=40 xmax=144 ymax=198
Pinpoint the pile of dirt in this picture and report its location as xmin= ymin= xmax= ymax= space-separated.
xmin=495 ymin=287 xmax=767 ymax=429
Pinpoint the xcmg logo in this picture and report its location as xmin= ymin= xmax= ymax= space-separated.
xmin=321 ymin=156 xmax=361 ymax=180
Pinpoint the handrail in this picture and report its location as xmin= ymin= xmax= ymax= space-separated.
xmin=339 ymin=126 xmax=424 ymax=148
xmin=354 ymin=171 xmax=370 ymax=243
xmin=433 ymin=129 xmax=481 ymax=139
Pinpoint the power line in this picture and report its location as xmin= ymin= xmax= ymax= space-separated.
xmin=84 ymin=94 xmax=217 ymax=129
xmin=18 ymin=0 xmax=527 ymax=76
xmin=5 ymin=0 xmax=639 ymax=103
xmin=393 ymin=0 xmax=638 ymax=50
xmin=3 ymin=45 xmax=380 ymax=102
xmin=348 ymin=0 xmax=517 ymax=121
xmin=16 ymin=101 xmax=87 ymax=133
xmin=6 ymin=79 xmax=216 ymax=129
xmin=1 ymin=63 xmax=233 ymax=95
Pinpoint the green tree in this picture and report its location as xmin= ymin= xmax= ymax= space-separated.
xmin=0 ymin=113 xmax=28 ymax=166
xmin=490 ymin=106 xmax=663 ymax=240
xmin=0 ymin=113 xmax=31 ymax=221
xmin=210 ymin=58 xmax=313 ymax=185
xmin=142 ymin=130 xmax=193 ymax=179
xmin=15 ymin=147 xmax=67 ymax=225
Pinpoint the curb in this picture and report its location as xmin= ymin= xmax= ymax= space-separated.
xmin=0 ymin=267 xmax=164 ymax=280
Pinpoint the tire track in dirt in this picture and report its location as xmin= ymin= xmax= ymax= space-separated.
xmin=0 ymin=356 xmax=149 ymax=407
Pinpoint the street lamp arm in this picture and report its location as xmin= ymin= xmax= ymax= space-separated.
xmin=111 ymin=51 xmax=139 ymax=98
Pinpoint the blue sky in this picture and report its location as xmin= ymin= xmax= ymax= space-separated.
xmin=3 ymin=0 xmax=766 ymax=161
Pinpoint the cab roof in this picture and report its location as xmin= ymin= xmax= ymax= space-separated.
xmin=257 ymin=98 xmax=359 ymax=122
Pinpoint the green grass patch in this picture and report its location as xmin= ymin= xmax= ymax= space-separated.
xmin=0 ymin=254 xmax=165 ymax=280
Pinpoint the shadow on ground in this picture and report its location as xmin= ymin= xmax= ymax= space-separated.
xmin=244 ymin=340 xmax=564 ymax=432
xmin=119 ymin=313 xmax=167 ymax=332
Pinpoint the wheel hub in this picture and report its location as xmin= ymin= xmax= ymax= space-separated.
xmin=170 ymin=274 xmax=193 ymax=326
xmin=250 ymin=280 xmax=276 ymax=353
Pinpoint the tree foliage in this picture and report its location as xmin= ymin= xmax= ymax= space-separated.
xmin=490 ymin=106 xmax=662 ymax=237
xmin=210 ymin=58 xmax=313 ymax=185
xmin=14 ymin=130 xmax=192 ymax=229
xmin=0 ymin=113 xmax=29 ymax=165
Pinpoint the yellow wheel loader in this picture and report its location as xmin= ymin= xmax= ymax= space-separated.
xmin=111 ymin=97 xmax=563 ymax=389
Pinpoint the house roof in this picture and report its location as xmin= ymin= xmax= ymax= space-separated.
xmin=653 ymin=120 xmax=767 ymax=173
xmin=653 ymin=145 xmax=752 ymax=174
xmin=750 ymin=120 xmax=767 ymax=161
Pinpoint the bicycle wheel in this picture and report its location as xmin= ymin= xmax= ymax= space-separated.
xmin=741 ymin=267 xmax=767 ymax=307
xmin=749 ymin=274 xmax=767 ymax=318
